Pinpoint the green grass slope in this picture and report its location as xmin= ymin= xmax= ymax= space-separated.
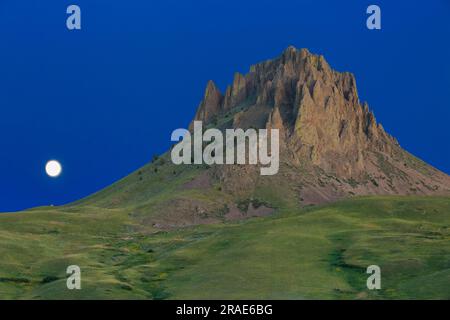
xmin=0 ymin=196 xmax=449 ymax=299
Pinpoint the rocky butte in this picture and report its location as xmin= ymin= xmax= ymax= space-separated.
xmin=187 ymin=46 xmax=450 ymax=204
xmin=79 ymin=46 xmax=450 ymax=227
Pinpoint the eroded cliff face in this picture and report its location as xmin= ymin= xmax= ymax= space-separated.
xmin=190 ymin=46 xmax=450 ymax=204
xmin=78 ymin=47 xmax=450 ymax=229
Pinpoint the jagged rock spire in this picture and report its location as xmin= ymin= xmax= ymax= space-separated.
xmin=190 ymin=80 xmax=223 ymax=128
xmin=192 ymin=46 xmax=395 ymax=166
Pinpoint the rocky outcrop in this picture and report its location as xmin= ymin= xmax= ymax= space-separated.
xmin=190 ymin=80 xmax=223 ymax=129
xmin=190 ymin=46 xmax=450 ymax=204
xmin=79 ymin=46 xmax=450 ymax=229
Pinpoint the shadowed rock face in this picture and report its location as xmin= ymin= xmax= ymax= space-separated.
xmin=191 ymin=46 xmax=450 ymax=204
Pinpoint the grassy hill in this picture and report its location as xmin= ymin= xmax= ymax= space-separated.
xmin=2 ymin=47 xmax=449 ymax=300
xmin=1 ymin=196 xmax=449 ymax=299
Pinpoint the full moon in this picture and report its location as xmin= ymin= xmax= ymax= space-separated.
xmin=45 ymin=160 xmax=62 ymax=178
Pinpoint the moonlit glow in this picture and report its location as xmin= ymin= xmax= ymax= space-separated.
xmin=45 ymin=160 xmax=62 ymax=178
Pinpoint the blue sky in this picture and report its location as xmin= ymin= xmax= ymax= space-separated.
xmin=0 ymin=0 xmax=449 ymax=211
